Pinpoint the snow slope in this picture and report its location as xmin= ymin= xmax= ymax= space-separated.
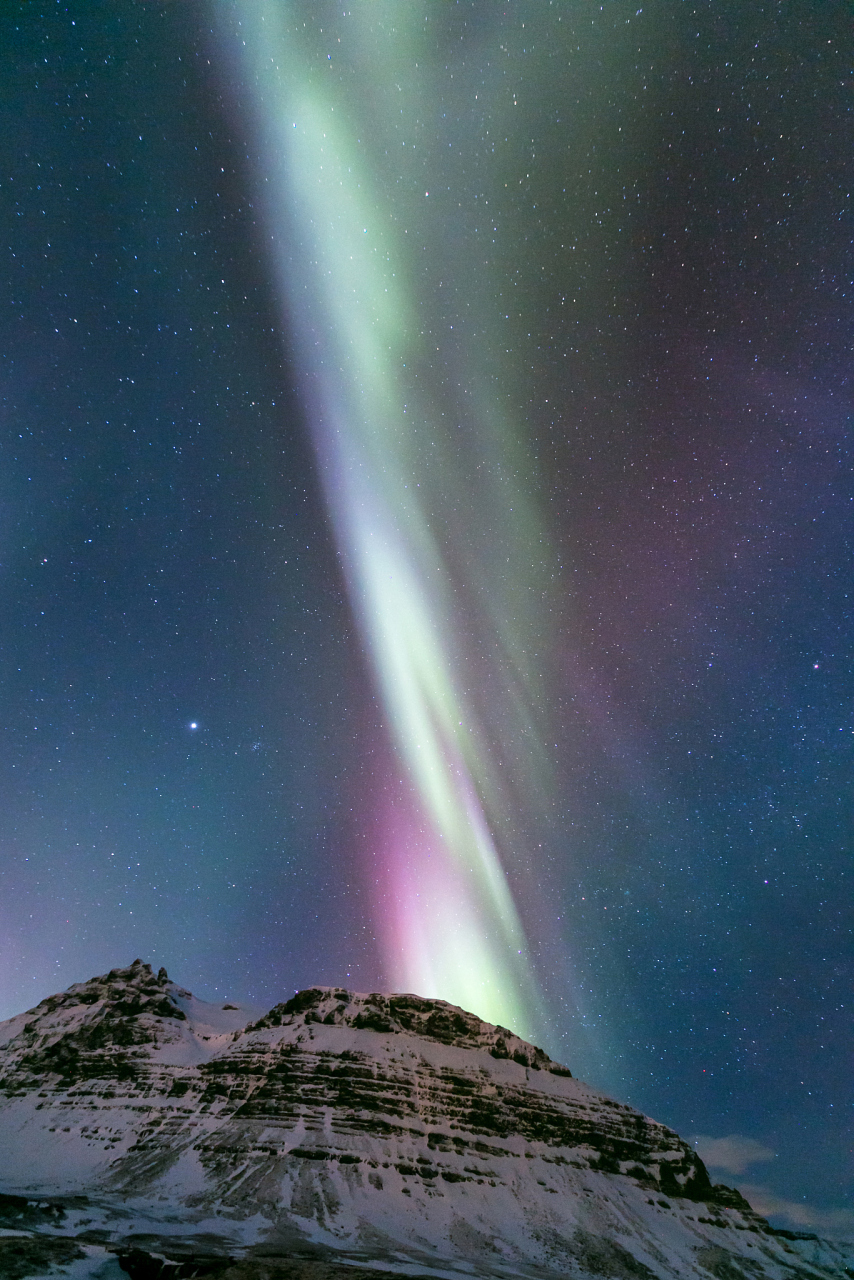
xmin=0 ymin=961 xmax=850 ymax=1279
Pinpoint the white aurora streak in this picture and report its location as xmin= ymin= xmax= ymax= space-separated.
xmin=225 ymin=1 xmax=555 ymax=1036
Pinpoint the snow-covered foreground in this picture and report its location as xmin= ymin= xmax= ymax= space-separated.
xmin=0 ymin=961 xmax=850 ymax=1279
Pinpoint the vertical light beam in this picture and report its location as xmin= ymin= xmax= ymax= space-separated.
xmin=228 ymin=1 xmax=554 ymax=1038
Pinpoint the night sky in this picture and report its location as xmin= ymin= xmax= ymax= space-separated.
xmin=1 ymin=0 xmax=851 ymax=1238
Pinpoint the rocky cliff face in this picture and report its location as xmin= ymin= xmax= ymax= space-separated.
xmin=0 ymin=961 xmax=849 ymax=1280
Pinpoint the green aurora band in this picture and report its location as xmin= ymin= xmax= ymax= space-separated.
xmin=228 ymin=1 xmax=561 ymax=1038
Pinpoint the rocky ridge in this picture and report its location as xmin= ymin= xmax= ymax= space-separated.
xmin=0 ymin=961 xmax=850 ymax=1280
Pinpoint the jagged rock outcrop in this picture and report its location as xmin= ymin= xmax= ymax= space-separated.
xmin=0 ymin=961 xmax=850 ymax=1280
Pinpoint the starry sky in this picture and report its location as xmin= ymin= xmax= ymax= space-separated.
xmin=1 ymin=0 xmax=851 ymax=1238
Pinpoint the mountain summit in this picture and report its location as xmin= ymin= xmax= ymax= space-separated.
xmin=0 ymin=961 xmax=849 ymax=1279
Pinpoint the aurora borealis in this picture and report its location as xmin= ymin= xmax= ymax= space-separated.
xmin=230 ymin=0 xmax=559 ymax=1037
xmin=1 ymin=0 xmax=851 ymax=1239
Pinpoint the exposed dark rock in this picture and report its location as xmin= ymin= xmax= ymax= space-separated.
xmin=0 ymin=1192 xmax=70 ymax=1229
xmin=0 ymin=1234 xmax=85 ymax=1280
xmin=117 ymin=1246 xmax=232 ymax=1279
xmin=243 ymin=988 xmax=566 ymax=1072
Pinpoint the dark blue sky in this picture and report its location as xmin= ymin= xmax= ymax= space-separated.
xmin=0 ymin=0 xmax=850 ymax=1237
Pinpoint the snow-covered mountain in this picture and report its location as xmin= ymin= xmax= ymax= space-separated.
xmin=0 ymin=960 xmax=849 ymax=1279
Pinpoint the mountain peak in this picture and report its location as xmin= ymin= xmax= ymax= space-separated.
xmin=249 ymin=985 xmax=570 ymax=1073
xmin=1 ymin=964 xmax=851 ymax=1280
xmin=0 ymin=959 xmax=194 ymax=1092
xmin=24 ymin=957 xmax=184 ymax=1015
xmin=41 ymin=958 xmax=184 ymax=1016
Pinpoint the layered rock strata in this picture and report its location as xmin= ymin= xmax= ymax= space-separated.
xmin=0 ymin=961 xmax=849 ymax=1280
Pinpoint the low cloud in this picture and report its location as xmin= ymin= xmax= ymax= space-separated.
xmin=736 ymin=1184 xmax=854 ymax=1241
xmin=692 ymin=1136 xmax=854 ymax=1240
xmin=692 ymin=1133 xmax=775 ymax=1175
